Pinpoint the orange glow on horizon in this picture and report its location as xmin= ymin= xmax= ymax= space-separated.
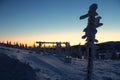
xmin=1 ymin=32 xmax=120 ymax=47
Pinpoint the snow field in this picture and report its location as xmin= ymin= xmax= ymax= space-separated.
xmin=0 ymin=46 xmax=120 ymax=80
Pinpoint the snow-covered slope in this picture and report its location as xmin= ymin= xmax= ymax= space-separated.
xmin=0 ymin=46 xmax=120 ymax=80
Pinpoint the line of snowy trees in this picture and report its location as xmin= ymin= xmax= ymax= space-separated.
xmin=0 ymin=41 xmax=34 ymax=49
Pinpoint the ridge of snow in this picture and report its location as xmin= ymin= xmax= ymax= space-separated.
xmin=0 ymin=46 xmax=120 ymax=80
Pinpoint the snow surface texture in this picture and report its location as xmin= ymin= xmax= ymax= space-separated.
xmin=0 ymin=50 xmax=36 ymax=80
xmin=0 ymin=46 xmax=120 ymax=80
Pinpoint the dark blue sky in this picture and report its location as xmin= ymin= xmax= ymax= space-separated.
xmin=0 ymin=0 xmax=120 ymax=45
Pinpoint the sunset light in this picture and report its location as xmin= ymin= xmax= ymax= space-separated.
xmin=0 ymin=0 xmax=120 ymax=46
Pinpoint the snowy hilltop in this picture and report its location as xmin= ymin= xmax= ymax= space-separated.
xmin=0 ymin=45 xmax=120 ymax=80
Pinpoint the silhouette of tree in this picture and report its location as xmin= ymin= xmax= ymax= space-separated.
xmin=80 ymin=3 xmax=103 ymax=80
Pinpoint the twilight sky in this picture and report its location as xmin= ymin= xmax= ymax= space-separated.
xmin=0 ymin=0 xmax=120 ymax=46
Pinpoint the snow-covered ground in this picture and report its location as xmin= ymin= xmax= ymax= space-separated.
xmin=0 ymin=46 xmax=120 ymax=80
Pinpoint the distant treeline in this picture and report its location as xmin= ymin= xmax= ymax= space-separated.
xmin=0 ymin=41 xmax=120 ymax=59
xmin=96 ymin=41 xmax=120 ymax=51
xmin=0 ymin=41 xmax=34 ymax=49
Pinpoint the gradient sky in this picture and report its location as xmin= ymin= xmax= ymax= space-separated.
xmin=0 ymin=0 xmax=120 ymax=46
